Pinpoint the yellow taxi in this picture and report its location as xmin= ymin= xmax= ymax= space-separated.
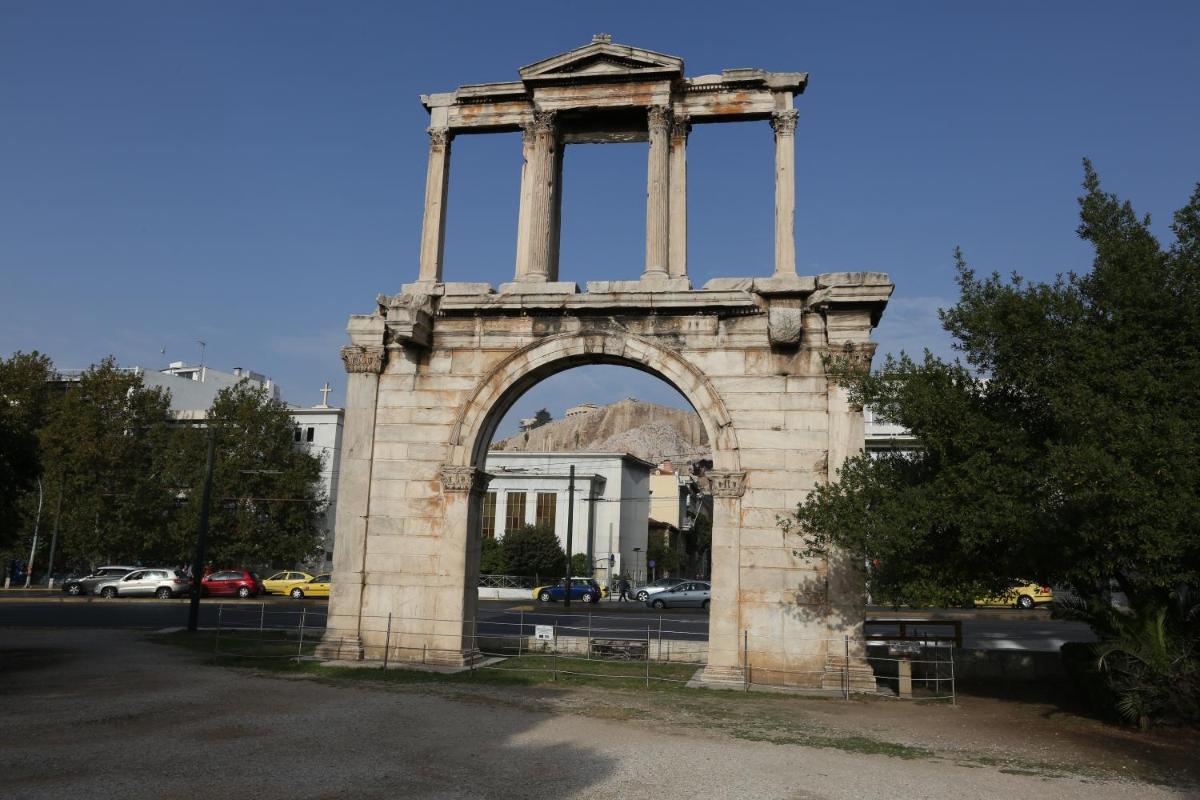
xmin=975 ymin=583 xmax=1052 ymax=610
xmin=262 ymin=571 xmax=313 ymax=595
xmin=289 ymin=574 xmax=331 ymax=599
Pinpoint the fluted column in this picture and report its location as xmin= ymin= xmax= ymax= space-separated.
xmin=668 ymin=113 xmax=690 ymax=280
xmin=772 ymin=109 xmax=799 ymax=277
xmin=643 ymin=105 xmax=671 ymax=280
xmin=417 ymin=127 xmax=452 ymax=283
xmin=513 ymin=111 xmax=559 ymax=283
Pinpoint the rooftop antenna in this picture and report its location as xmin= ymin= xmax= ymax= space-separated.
xmin=197 ymin=340 xmax=206 ymax=368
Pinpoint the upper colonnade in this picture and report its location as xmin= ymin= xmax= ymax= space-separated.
xmin=415 ymin=35 xmax=808 ymax=292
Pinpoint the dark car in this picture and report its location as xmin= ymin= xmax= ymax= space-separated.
xmin=61 ymin=566 xmax=138 ymax=596
xmin=200 ymin=569 xmax=263 ymax=598
xmin=535 ymin=578 xmax=603 ymax=604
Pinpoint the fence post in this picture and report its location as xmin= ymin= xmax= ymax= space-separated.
xmin=297 ymin=607 xmax=306 ymax=659
xmin=949 ymin=644 xmax=957 ymax=706
xmin=743 ymin=630 xmax=749 ymax=692
xmin=587 ymin=612 xmax=592 ymax=660
xmin=645 ymin=633 xmax=651 ymax=688
xmin=518 ymin=610 xmax=524 ymax=658
xmin=843 ymin=635 xmax=850 ymax=700
xmin=382 ymin=612 xmax=392 ymax=670
xmin=552 ymin=630 xmax=558 ymax=681
xmin=470 ymin=616 xmax=477 ymax=676
xmin=257 ymin=601 xmax=266 ymax=657
xmin=657 ymin=615 xmax=663 ymax=661
xmin=214 ymin=604 xmax=223 ymax=654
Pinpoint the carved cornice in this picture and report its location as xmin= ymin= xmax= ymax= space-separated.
xmin=647 ymin=105 xmax=673 ymax=135
xmin=379 ymin=292 xmax=435 ymax=349
xmin=427 ymin=127 xmax=452 ymax=148
xmin=707 ymin=470 xmax=747 ymax=498
xmin=670 ymin=113 xmax=691 ymax=143
xmin=340 ymin=345 xmax=385 ymax=375
xmin=771 ymin=109 xmax=799 ymax=137
xmin=440 ymin=465 xmax=494 ymax=494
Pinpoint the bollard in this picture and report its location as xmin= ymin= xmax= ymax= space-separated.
xmin=257 ymin=602 xmax=266 ymax=657
xmin=215 ymin=605 xmax=223 ymax=654
xmin=518 ymin=610 xmax=524 ymax=658
xmin=843 ymin=635 xmax=850 ymax=700
xmin=743 ymin=630 xmax=749 ymax=691
xmin=949 ymin=644 xmax=957 ymax=706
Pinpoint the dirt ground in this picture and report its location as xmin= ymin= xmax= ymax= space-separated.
xmin=1 ymin=628 xmax=1196 ymax=800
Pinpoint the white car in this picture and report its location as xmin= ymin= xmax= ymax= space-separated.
xmin=632 ymin=577 xmax=687 ymax=602
xmin=94 ymin=568 xmax=192 ymax=599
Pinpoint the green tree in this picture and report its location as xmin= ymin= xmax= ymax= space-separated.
xmin=569 ymin=552 xmax=589 ymax=576
xmin=502 ymin=524 xmax=566 ymax=578
xmin=788 ymin=164 xmax=1200 ymax=724
xmin=0 ymin=351 xmax=54 ymax=550
xmin=531 ymin=408 xmax=552 ymax=429
xmin=479 ymin=535 xmax=506 ymax=574
xmin=172 ymin=383 xmax=325 ymax=567
xmin=38 ymin=358 xmax=177 ymax=568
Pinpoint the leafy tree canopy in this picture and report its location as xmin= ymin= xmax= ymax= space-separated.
xmin=502 ymin=524 xmax=565 ymax=578
xmin=791 ymin=162 xmax=1200 ymax=611
xmin=0 ymin=351 xmax=54 ymax=548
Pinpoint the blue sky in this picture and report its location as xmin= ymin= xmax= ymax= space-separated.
xmin=2 ymin=2 xmax=1198 ymax=437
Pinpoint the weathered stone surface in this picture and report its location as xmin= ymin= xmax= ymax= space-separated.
xmin=320 ymin=39 xmax=896 ymax=690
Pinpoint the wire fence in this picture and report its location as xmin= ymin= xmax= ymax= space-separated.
xmin=209 ymin=605 xmax=956 ymax=700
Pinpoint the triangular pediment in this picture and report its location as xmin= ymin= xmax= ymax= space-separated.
xmin=520 ymin=39 xmax=683 ymax=83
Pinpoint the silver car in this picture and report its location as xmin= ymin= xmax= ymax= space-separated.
xmin=632 ymin=577 xmax=686 ymax=602
xmin=94 ymin=568 xmax=192 ymax=599
xmin=61 ymin=566 xmax=138 ymax=596
xmin=646 ymin=581 xmax=711 ymax=610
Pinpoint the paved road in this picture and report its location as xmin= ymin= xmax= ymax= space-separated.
xmin=0 ymin=595 xmax=1093 ymax=650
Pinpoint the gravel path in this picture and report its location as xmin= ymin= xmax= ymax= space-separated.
xmin=0 ymin=628 xmax=1189 ymax=800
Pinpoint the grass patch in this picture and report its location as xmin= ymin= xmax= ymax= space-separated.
xmin=730 ymin=729 xmax=934 ymax=760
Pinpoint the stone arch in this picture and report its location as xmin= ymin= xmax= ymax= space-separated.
xmin=448 ymin=331 xmax=740 ymax=471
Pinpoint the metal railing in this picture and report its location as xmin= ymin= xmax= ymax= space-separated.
xmin=207 ymin=605 xmax=955 ymax=700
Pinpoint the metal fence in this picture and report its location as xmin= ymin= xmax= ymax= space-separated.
xmin=209 ymin=605 xmax=955 ymax=700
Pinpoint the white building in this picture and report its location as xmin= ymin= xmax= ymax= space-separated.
xmin=291 ymin=396 xmax=344 ymax=567
xmin=482 ymin=451 xmax=653 ymax=585
xmin=864 ymin=406 xmax=921 ymax=455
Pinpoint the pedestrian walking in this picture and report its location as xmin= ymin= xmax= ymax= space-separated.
xmin=618 ymin=577 xmax=630 ymax=602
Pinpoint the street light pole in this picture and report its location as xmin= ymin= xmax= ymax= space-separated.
xmin=24 ymin=478 xmax=43 ymax=588
xmin=45 ymin=472 xmax=65 ymax=587
xmin=563 ymin=464 xmax=575 ymax=609
xmin=187 ymin=426 xmax=216 ymax=633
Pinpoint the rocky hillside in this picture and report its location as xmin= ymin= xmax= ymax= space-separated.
xmin=491 ymin=398 xmax=709 ymax=465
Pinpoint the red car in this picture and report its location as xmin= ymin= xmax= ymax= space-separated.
xmin=200 ymin=569 xmax=264 ymax=598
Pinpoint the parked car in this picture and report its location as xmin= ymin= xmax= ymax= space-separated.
xmin=289 ymin=574 xmax=330 ymax=599
xmin=200 ymin=569 xmax=264 ymax=598
xmin=61 ymin=566 xmax=138 ymax=596
xmin=533 ymin=578 xmax=602 ymax=604
xmin=262 ymin=571 xmax=313 ymax=595
xmin=974 ymin=583 xmax=1053 ymax=610
xmin=647 ymin=581 xmax=711 ymax=610
xmin=632 ymin=577 xmax=686 ymax=602
xmin=94 ymin=568 xmax=192 ymax=599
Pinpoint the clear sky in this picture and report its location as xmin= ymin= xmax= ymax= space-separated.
xmin=3 ymin=2 xmax=1198 ymax=437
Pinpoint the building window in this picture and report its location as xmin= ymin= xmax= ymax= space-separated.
xmin=293 ymin=427 xmax=302 ymax=442
xmin=536 ymin=492 xmax=556 ymax=530
xmin=481 ymin=492 xmax=497 ymax=538
xmin=306 ymin=427 xmax=315 ymax=442
xmin=505 ymin=492 xmax=526 ymax=532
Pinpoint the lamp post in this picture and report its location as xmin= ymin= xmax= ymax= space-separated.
xmin=632 ymin=547 xmax=642 ymax=586
xmin=23 ymin=478 xmax=43 ymax=588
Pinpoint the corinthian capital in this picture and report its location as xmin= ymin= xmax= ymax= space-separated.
xmin=706 ymin=470 xmax=747 ymax=498
xmin=647 ymin=105 xmax=673 ymax=135
xmin=522 ymin=110 xmax=557 ymax=144
xmin=440 ymin=465 xmax=494 ymax=494
xmin=771 ymin=109 xmax=799 ymax=136
xmin=670 ymin=113 xmax=692 ymax=143
xmin=340 ymin=345 xmax=385 ymax=375
xmin=426 ymin=127 xmax=452 ymax=148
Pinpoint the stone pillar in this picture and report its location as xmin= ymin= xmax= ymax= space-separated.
xmin=316 ymin=342 xmax=385 ymax=661
xmin=513 ymin=111 xmax=559 ymax=283
xmin=435 ymin=465 xmax=494 ymax=665
xmin=417 ymin=127 xmax=452 ymax=283
xmin=668 ymin=114 xmax=690 ymax=281
xmin=698 ymin=470 xmax=747 ymax=686
xmin=771 ymin=110 xmax=799 ymax=277
xmin=643 ymin=105 xmax=671 ymax=281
